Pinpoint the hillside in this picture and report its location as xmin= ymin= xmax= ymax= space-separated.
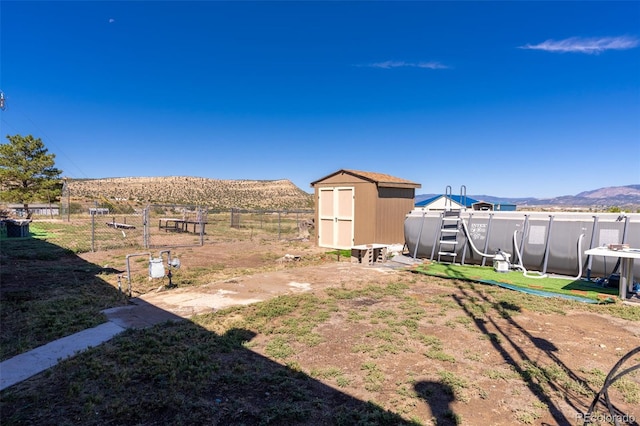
xmin=66 ymin=177 xmax=314 ymax=210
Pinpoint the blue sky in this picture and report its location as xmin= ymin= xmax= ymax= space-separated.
xmin=1 ymin=1 xmax=639 ymax=198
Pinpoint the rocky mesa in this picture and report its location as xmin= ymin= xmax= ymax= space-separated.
xmin=66 ymin=177 xmax=314 ymax=210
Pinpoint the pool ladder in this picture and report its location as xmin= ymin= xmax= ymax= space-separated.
xmin=436 ymin=185 xmax=466 ymax=263
xmin=437 ymin=210 xmax=461 ymax=263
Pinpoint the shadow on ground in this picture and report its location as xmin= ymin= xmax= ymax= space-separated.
xmin=1 ymin=322 xmax=429 ymax=424
xmin=1 ymin=236 xmax=455 ymax=424
xmin=0 ymin=235 xmax=128 ymax=360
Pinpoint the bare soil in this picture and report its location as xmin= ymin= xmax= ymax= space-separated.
xmin=6 ymin=239 xmax=640 ymax=425
xmin=80 ymin=240 xmax=640 ymax=424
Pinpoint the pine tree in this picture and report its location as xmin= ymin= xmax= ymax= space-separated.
xmin=0 ymin=134 xmax=63 ymax=218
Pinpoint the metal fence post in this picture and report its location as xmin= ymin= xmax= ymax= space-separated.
xmin=199 ymin=207 xmax=205 ymax=246
xmin=143 ymin=206 xmax=150 ymax=249
xmin=278 ymin=211 xmax=282 ymax=240
xmin=91 ymin=211 xmax=95 ymax=252
xmin=66 ymin=183 xmax=70 ymax=222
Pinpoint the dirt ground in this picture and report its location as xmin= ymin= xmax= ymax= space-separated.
xmin=77 ymin=239 xmax=640 ymax=425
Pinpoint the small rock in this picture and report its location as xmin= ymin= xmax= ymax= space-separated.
xmin=276 ymin=254 xmax=301 ymax=263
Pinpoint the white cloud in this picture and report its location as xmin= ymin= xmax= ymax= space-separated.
xmin=519 ymin=36 xmax=639 ymax=54
xmin=109 ymin=18 xmax=115 ymax=23
xmin=364 ymin=60 xmax=449 ymax=69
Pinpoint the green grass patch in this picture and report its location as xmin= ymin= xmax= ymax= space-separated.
xmin=325 ymin=249 xmax=351 ymax=259
xmin=438 ymin=370 xmax=469 ymax=403
xmin=26 ymin=223 xmax=59 ymax=239
xmin=361 ymin=362 xmax=386 ymax=392
xmin=425 ymin=349 xmax=456 ymax=363
xmin=414 ymin=263 xmax=618 ymax=302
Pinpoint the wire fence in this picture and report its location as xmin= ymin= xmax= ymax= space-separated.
xmin=5 ymin=205 xmax=315 ymax=253
xmin=229 ymin=208 xmax=315 ymax=240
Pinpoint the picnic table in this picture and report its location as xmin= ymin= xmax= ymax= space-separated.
xmin=158 ymin=218 xmax=207 ymax=234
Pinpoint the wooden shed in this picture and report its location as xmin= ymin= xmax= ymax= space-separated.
xmin=310 ymin=169 xmax=421 ymax=249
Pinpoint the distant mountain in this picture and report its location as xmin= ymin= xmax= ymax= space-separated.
xmin=575 ymin=184 xmax=640 ymax=199
xmin=415 ymin=185 xmax=640 ymax=208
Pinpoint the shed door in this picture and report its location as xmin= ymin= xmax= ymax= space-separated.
xmin=318 ymin=186 xmax=354 ymax=249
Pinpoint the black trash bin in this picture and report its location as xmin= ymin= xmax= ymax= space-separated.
xmin=6 ymin=220 xmax=30 ymax=238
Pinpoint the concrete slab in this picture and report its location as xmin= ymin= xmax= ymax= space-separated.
xmin=390 ymin=254 xmax=424 ymax=265
xmin=102 ymin=298 xmax=185 ymax=329
xmin=0 ymin=322 xmax=125 ymax=391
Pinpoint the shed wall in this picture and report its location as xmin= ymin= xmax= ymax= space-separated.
xmin=376 ymin=187 xmax=416 ymax=244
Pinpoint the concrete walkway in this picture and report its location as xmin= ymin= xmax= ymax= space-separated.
xmin=0 ymin=322 xmax=126 ymax=391
xmin=0 ymin=299 xmax=186 ymax=391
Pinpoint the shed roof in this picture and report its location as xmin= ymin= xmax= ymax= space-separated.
xmin=310 ymin=169 xmax=421 ymax=189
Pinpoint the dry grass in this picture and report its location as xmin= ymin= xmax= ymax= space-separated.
xmin=2 ymin=234 xmax=640 ymax=425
